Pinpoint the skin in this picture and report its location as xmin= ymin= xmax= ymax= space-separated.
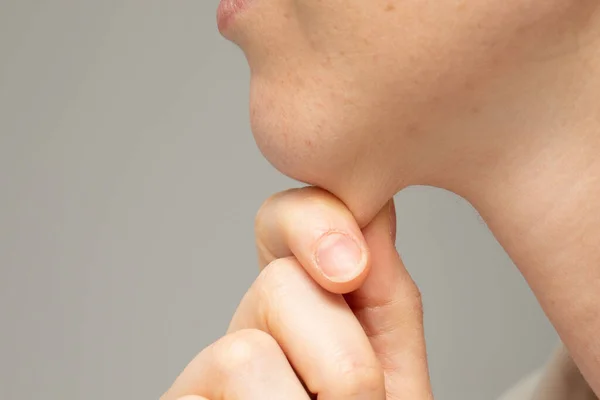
xmin=223 ymin=0 xmax=600 ymax=224
xmin=163 ymin=192 xmax=432 ymax=399
xmin=164 ymin=0 xmax=600 ymax=397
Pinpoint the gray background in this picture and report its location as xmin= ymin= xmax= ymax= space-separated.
xmin=0 ymin=1 xmax=558 ymax=399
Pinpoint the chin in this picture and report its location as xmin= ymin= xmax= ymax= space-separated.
xmin=248 ymin=73 xmax=359 ymax=189
xmin=247 ymin=74 xmax=400 ymax=226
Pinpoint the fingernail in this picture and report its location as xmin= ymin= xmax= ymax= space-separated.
xmin=315 ymin=233 xmax=364 ymax=281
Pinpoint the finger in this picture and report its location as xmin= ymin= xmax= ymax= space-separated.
xmin=346 ymin=199 xmax=433 ymax=399
xmin=229 ymin=257 xmax=386 ymax=399
xmin=176 ymin=396 xmax=210 ymax=400
xmin=162 ymin=329 xmax=310 ymax=400
xmin=255 ymin=187 xmax=370 ymax=294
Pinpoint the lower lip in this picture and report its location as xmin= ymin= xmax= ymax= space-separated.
xmin=217 ymin=0 xmax=250 ymax=32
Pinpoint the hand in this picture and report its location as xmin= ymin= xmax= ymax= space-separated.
xmin=162 ymin=187 xmax=433 ymax=399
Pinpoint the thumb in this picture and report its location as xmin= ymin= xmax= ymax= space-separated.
xmin=346 ymin=199 xmax=433 ymax=399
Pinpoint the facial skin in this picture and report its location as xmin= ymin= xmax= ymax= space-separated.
xmin=218 ymin=0 xmax=600 ymax=395
xmin=222 ymin=0 xmax=600 ymax=224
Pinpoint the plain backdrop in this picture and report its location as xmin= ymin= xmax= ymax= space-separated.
xmin=0 ymin=1 xmax=558 ymax=399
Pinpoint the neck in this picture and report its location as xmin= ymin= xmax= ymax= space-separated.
xmin=332 ymin=10 xmax=600 ymax=393
xmin=466 ymin=120 xmax=600 ymax=396
xmin=444 ymin=39 xmax=600 ymax=393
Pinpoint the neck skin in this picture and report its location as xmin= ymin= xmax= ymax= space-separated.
xmin=338 ymin=17 xmax=600 ymax=393
xmin=423 ymin=28 xmax=600 ymax=393
xmin=317 ymin=8 xmax=600 ymax=390
xmin=462 ymin=104 xmax=600 ymax=395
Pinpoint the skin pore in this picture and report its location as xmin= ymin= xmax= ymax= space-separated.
xmin=217 ymin=0 xmax=600 ymax=395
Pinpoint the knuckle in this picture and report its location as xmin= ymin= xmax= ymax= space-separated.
xmin=258 ymin=257 xmax=302 ymax=293
xmin=255 ymin=258 xmax=298 ymax=305
xmin=254 ymin=186 xmax=334 ymax=233
xmin=299 ymin=186 xmax=336 ymax=203
xmin=336 ymin=358 xmax=384 ymax=396
xmin=254 ymin=189 xmax=298 ymax=233
xmin=213 ymin=329 xmax=278 ymax=373
xmin=254 ymin=195 xmax=275 ymax=234
xmin=405 ymin=282 xmax=424 ymax=317
xmin=254 ymin=258 xmax=312 ymax=330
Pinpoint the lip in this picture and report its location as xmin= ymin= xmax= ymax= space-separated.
xmin=217 ymin=0 xmax=250 ymax=33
